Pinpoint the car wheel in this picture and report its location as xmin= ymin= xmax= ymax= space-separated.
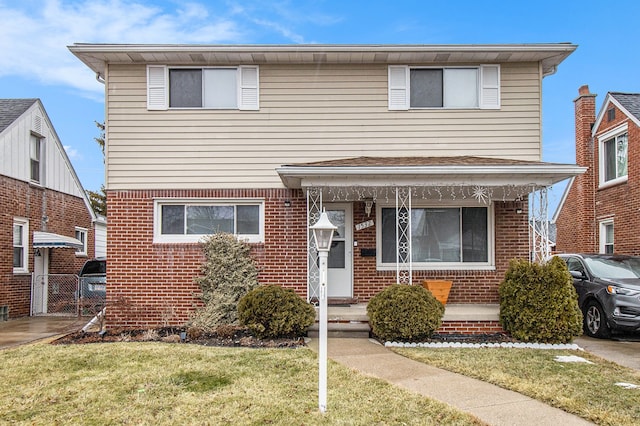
xmin=583 ymin=300 xmax=611 ymax=339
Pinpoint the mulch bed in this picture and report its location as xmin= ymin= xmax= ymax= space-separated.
xmin=52 ymin=326 xmax=305 ymax=348
xmin=52 ymin=326 xmax=514 ymax=348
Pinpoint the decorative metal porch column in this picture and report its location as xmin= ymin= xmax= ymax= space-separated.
xmin=307 ymin=187 xmax=322 ymax=302
xmin=530 ymin=186 xmax=550 ymax=263
xmin=396 ymin=187 xmax=412 ymax=284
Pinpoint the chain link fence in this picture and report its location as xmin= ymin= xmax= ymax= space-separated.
xmin=31 ymin=274 xmax=106 ymax=317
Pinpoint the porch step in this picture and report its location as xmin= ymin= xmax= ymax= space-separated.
xmin=307 ymin=321 xmax=371 ymax=339
xmin=309 ymin=304 xmax=370 ymax=338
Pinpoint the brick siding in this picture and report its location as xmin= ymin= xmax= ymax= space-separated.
xmin=0 ymin=175 xmax=95 ymax=318
xmin=107 ymin=188 xmax=529 ymax=329
xmin=556 ymin=86 xmax=640 ymax=255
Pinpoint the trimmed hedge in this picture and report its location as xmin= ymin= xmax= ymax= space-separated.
xmin=238 ymin=285 xmax=316 ymax=339
xmin=367 ymin=284 xmax=444 ymax=342
xmin=499 ymin=257 xmax=583 ymax=343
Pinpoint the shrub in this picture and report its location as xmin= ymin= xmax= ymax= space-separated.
xmin=238 ymin=285 xmax=316 ymax=339
xmin=190 ymin=233 xmax=259 ymax=330
xmin=499 ymin=257 xmax=583 ymax=343
xmin=367 ymin=284 xmax=444 ymax=342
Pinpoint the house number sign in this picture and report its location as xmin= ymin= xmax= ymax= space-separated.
xmin=355 ymin=220 xmax=374 ymax=231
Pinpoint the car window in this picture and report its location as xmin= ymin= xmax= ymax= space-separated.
xmin=81 ymin=260 xmax=106 ymax=275
xmin=583 ymin=257 xmax=640 ymax=279
xmin=566 ymin=258 xmax=585 ymax=275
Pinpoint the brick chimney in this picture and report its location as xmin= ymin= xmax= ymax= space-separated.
xmin=572 ymin=85 xmax=597 ymax=251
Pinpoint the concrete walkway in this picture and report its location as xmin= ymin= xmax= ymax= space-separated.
xmin=307 ymin=338 xmax=593 ymax=426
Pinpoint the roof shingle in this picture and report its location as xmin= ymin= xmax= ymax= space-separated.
xmin=0 ymin=99 xmax=38 ymax=134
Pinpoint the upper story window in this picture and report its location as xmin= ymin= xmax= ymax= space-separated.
xmin=389 ymin=65 xmax=500 ymax=110
xmin=377 ymin=204 xmax=493 ymax=269
xmin=599 ymin=124 xmax=628 ymax=187
xmin=13 ymin=218 xmax=29 ymax=273
xmin=75 ymin=227 xmax=88 ymax=256
xmin=147 ymin=65 xmax=259 ymax=111
xmin=154 ymin=199 xmax=264 ymax=243
xmin=30 ymin=134 xmax=42 ymax=183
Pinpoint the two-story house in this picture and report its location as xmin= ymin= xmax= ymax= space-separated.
xmin=0 ymin=98 xmax=106 ymax=320
xmin=70 ymin=44 xmax=583 ymax=331
xmin=555 ymin=86 xmax=640 ymax=254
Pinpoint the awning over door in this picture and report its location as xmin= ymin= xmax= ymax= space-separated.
xmin=33 ymin=232 xmax=84 ymax=250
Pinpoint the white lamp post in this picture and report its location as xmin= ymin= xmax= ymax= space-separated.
xmin=310 ymin=209 xmax=337 ymax=413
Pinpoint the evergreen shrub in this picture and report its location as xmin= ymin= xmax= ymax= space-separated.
xmin=499 ymin=257 xmax=583 ymax=343
xmin=238 ymin=285 xmax=316 ymax=338
xmin=367 ymin=284 xmax=444 ymax=342
xmin=190 ymin=233 xmax=259 ymax=330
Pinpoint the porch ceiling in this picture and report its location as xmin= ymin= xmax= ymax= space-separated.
xmin=276 ymin=156 xmax=586 ymax=200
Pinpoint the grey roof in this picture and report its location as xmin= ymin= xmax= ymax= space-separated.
xmin=0 ymin=98 xmax=38 ymax=133
xmin=610 ymin=92 xmax=640 ymax=121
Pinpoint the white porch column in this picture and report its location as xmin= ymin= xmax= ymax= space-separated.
xmin=307 ymin=187 xmax=322 ymax=302
xmin=530 ymin=186 xmax=550 ymax=263
xmin=395 ymin=187 xmax=412 ymax=284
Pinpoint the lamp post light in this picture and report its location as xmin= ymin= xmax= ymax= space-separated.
xmin=310 ymin=209 xmax=337 ymax=413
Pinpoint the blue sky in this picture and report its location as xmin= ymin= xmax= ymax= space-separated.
xmin=1 ymin=0 xmax=639 ymax=215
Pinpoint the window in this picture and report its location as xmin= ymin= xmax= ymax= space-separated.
xmin=600 ymin=220 xmax=614 ymax=254
xmin=30 ymin=134 xmax=42 ymax=183
xmin=389 ymin=65 xmax=500 ymax=110
xmin=75 ymin=227 xmax=88 ymax=256
xmin=147 ymin=65 xmax=259 ymax=111
xmin=13 ymin=218 xmax=28 ymax=273
xmin=154 ymin=200 xmax=264 ymax=243
xmin=378 ymin=205 xmax=492 ymax=268
xmin=599 ymin=125 xmax=628 ymax=186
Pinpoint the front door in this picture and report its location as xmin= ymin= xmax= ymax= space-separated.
xmin=325 ymin=204 xmax=353 ymax=298
xmin=32 ymin=248 xmax=49 ymax=315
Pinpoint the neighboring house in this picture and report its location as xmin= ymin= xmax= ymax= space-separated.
xmin=0 ymin=99 xmax=105 ymax=320
xmin=70 ymin=43 xmax=584 ymax=330
xmin=555 ymin=86 xmax=640 ymax=254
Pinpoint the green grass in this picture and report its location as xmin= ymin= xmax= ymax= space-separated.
xmin=0 ymin=343 xmax=483 ymax=425
xmin=393 ymin=347 xmax=640 ymax=426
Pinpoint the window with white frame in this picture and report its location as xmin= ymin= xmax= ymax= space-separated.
xmin=388 ymin=65 xmax=500 ymax=110
xmin=599 ymin=124 xmax=628 ymax=186
xmin=154 ymin=200 xmax=264 ymax=243
xmin=13 ymin=218 xmax=29 ymax=273
xmin=75 ymin=227 xmax=88 ymax=256
xmin=599 ymin=220 xmax=614 ymax=254
xmin=147 ymin=65 xmax=259 ymax=111
xmin=377 ymin=205 xmax=493 ymax=268
xmin=30 ymin=134 xmax=42 ymax=183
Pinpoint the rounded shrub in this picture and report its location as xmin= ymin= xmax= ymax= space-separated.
xmin=238 ymin=285 xmax=316 ymax=339
xmin=499 ymin=257 xmax=583 ymax=343
xmin=367 ymin=284 xmax=444 ymax=342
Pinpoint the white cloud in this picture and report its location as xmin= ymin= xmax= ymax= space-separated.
xmin=64 ymin=144 xmax=80 ymax=160
xmin=0 ymin=0 xmax=340 ymax=98
xmin=0 ymin=0 xmax=244 ymax=97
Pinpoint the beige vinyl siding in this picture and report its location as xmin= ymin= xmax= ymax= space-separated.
xmin=105 ymin=62 xmax=541 ymax=190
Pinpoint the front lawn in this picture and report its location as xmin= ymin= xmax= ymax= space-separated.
xmin=0 ymin=343 xmax=482 ymax=425
xmin=393 ymin=347 xmax=640 ymax=426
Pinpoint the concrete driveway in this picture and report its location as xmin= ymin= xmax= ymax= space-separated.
xmin=574 ymin=333 xmax=640 ymax=370
xmin=0 ymin=317 xmax=84 ymax=349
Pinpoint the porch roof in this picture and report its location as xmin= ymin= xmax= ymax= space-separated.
xmin=276 ymin=156 xmax=586 ymax=191
xmin=33 ymin=232 xmax=84 ymax=250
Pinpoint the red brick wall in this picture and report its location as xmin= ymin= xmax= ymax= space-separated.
xmin=556 ymin=86 xmax=597 ymax=253
xmin=592 ymin=104 xmax=640 ymax=254
xmin=107 ymin=189 xmax=529 ymax=327
xmin=0 ymin=175 xmax=95 ymax=318
xmin=556 ymin=86 xmax=640 ymax=255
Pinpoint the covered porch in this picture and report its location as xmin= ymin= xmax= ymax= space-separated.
xmin=278 ymin=156 xmax=585 ymax=334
